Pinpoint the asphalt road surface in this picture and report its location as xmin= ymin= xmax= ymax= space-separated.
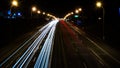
xmin=51 ymin=20 xmax=120 ymax=68
xmin=0 ymin=19 xmax=120 ymax=68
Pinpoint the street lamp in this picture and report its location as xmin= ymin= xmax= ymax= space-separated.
xmin=47 ymin=13 xmax=50 ymax=16
xmin=71 ymin=12 xmax=74 ymax=14
xmin=96 ymin=1 xmax=105 ymax=40
xmin=32 ymin=6 xmax=37 ymax=12
xmin=96 ymin=2 xmax=102 ymax=8
xmin=31 ymin=6 xmax=37 ymax=18
xmin=10 ymin=0 xmax=18 ymax=18
xmin=63 ymin=12 xmax=74 ymax=20
xmin=37 ymin=10 xmax=41 ymax=14
xmin=75 ymin=8 xmax=82 ymax=14
xmin=78 ymin=8 xmax=82 ymax=11
xmin=75 ymin=10 xmax=79 ymax=14
xmin=42 ymin=12 xmax=46 ymax=15
xmin=12 ymin=0 xmax=18 ymax=7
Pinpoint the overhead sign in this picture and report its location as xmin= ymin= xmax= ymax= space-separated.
xmin=74 ymin=15 xmax=79 ymax=18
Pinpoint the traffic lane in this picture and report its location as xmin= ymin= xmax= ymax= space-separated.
xmin=58 ymin=20 xmax=104 ymax=68
xmin=51 ymin=22 xmax=68 ymax=68
xmin=0 ymin=26 xmax=44 ymax=67
xmin=0 ymin=22 xmax=51 ymax=67
xmin=28 ymin=23 xmax=58 ymax=68
xmin=0 ymin=20 xmax=60 ymax=67
xmin=12 ymin=20 xmax=58 ymax=68
xmin=34 ymin=20 xmax=58 ymax=68
xmin=60 ymin=21 xmax=84 ymax=68
xmin=68 ymin=22 xmax=120 ymax=68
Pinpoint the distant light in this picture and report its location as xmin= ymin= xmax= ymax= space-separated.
xmin=74 ymin=15 xmax=79 ymax=18
xmin=43 ymin=12 xmax=45 ymax=15
xmin=8 ymin=10 xmax=11 ymax=15
xmin=12 ymin=0 xmax=18 ymax=7
xmin=96 ymin=1 xmax=102 ymax=8
xmin=13 ymin=13 xmax=16 ymax=16
xmin=47 ymin=14 xmax=50 ymax=16
xmin=75 ymin=10 xmax=79 ymax=13
xmin=78 ymin=8 xmax=82 ymax=11
xmin=32 ymin=6 xmax=37 ymax=12
xmin=71 ymin=12 xmax=74 ymax=14
xmin=12 ymin=16 xmax=15 ymax=19
xmin=8 ymin=16 xmax=10 ymax=19
xmin=98 ymin=17 xmax=102 ymax=20
xmin=37 ymin=10 xmax=41 ymax=14
xmin=17 ymin=12 xmax=21 ymax=16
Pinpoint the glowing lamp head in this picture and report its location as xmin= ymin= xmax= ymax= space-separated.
xmin=78 ymin=8 xmax=82 ymax=11
xmin=75 ymin=10 xmax=79 ymax=13
xmin=43 ymin=12 xmax=45 ymax=15
xmin=71 ymin=12 xmax=74 ymax=14
xmin=12 ymin=0 xmax=18 ymax=7
xmin=32 ymin=7 xmax=37 ymax=12
xmin=37 ymin=10 xmax=41 ymax=14
xmin=96 ymin=2 xmax=102 ymax=8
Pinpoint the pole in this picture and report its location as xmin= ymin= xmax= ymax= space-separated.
xmin=102 ymin=7 xmax=105 ymax=40
xmin=31 ymin=11 xmax=32 ymax=19
xmin=10 ymin=2 xmax=12 ymax=18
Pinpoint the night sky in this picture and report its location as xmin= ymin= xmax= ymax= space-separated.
xmin=32 ymin=0 xmax=95 ymax=17
xmin=0 ymin=0 xmax=119 ymax=17
xmin=0 ymin=0 xmax=96 ymax=17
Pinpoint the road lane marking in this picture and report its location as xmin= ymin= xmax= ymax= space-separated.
xmin=69 ymin=23 xmax=120 ymax=64
xmin=89 ymin=48 xmax=104 ymax=65
xmin=86 ymin=37 xmax=120 ymax=64
xmin=83 ymin=62 xmax=88 ymax=68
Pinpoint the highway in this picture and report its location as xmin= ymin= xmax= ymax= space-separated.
xmin=0 ymin=19 xmax=58 ymax=68
xmin=67 ymin=21 xmax=120 ymax=68
xmin=51 ymin=20 xmax=120 ymax=68
xmin=0 ymin=19 xmax=120 ymax=68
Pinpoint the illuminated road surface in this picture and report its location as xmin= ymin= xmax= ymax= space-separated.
xmin=0 ymin=19 xmax=58 ymax=68
xmin=0 ymin=19 xmax=120 ymax=68
xmin=34 ymin=21 xmax=57 ymax=68
xmin=51 ymin=20 xmax=120 ymax=68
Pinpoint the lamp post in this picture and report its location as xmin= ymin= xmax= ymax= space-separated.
xmin=42 ymin=12 xmax=46 ymax=15
xmin=31 ymin=6 xmax=37 ymax=18
xmin=10 ymin=0 xmax=18 ymax=17
xmin=12 ymin=0 xmax=18 ymax=7
xmin=78 ymin=8 xmax=82 ymax=12
xmin=96 ymin=1 xmax=105 ymax=40
xmin=75 ymin=10 xmax=79 ymax=14
xmin=37 ymin=10 xmax=41 ymax=14
xmin=75 ymin=8 xmax=82 ymax=14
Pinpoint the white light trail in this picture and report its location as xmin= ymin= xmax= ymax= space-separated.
xmin=34 ymin=20 xmax=58 ymax=68
xmin=0 ymin=20 xmax=54 ymax=67
xmin=12 ymin=20 xmax=58 ymax=68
